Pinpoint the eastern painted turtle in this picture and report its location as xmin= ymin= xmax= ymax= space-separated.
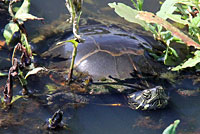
xmin=43 ymin=25 xmax=169 ymax=110
xmin=44 ymin=25 xmax=166 ymax=80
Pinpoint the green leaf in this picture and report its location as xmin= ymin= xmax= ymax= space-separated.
xmin=131 ymin=0 xmax=138 ymax=10
xmin=25 ymin=67 xmax=47 ymax=79
xmin=161 ymin=31 xmax=173 ymax=42
xmin=164 ymin=47 xmax=169 ymax=64
xmin=0 ymin=72 xmax=8 ymax=77
xmin=169 ymin=47 xmax=179 ymax=58
xmin=18 ymin=68 xmax=27 ymax=86
xmin=3 ymin=22 xmax=19 ymax=44
xmin=57 ymin=39 xmax=79 ymax=47
xmin=172 ymin=50 xmax=200 ymax=71
xmin=11 ymin=95 xmax=23 ymax=104
xmin=162 ymin=120 xmax=180 ymax=134
xmin=15 ymin=0 xmax=30 ymax=18
xmin=21 ymin=33 xmax=32 ymax=56
xmin=156 ymin=0 xmax=177 ymax=20
xmin=190 ymin=16 xmax=200 ymax=27
xmin=164 ymin=46 xmax=179 ymax=66
xmin=1 ymin=95 xmax=23 ymax=108
xmin=131 ymin=0 xmax=144 ymax=11
xmin=108 ymin=2 xmax=149 ymax=30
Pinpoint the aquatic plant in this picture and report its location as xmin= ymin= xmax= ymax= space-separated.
xmin=109 ymin=0 xmax=200 ymax=71
xmin=57 ymin=0 xmax=84 ymax=83
xmin=2 ymin=0 xmax=44 ymax=106
xmin=57 ymin=39 xmax=79 ymax=83
xmin=65 ymin=0 xmax=83 ymax=41
xmin=162 ymin=120 xmax=180 ymax=134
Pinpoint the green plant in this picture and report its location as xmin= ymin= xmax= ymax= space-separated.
xmin=57 ymin=0 xmax=84 ymax=83
xmin=57 ymin=39 xmax=79 ymax=82
xmin=109 ymin=0 xmax=200 ymax=71
xmin=162 ymin=120 xmax=180 ymax=134
xmin=2 ymin=0 xmax=44 ymax=106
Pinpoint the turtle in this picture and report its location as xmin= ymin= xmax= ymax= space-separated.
xmin=44 ymin=25 xmax=167 ymax=79
xmin=42 ymin=25 xmax=169 ymax=110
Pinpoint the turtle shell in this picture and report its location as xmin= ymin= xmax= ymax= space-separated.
xmin=44 ymin=26 xmax=166 ymax=80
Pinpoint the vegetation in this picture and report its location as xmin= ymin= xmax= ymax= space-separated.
xmin=56 ymin=0 xmax=84 ymax=83
xmin=1 ymin=0 xmax=45 ymax=107
xmin=0 ymin=0 xmax=195 ymax=133
xmin=162 ymin=120 xmax=180 ymax=134
xmin=109 ymin=0 xmax=200 ymax=71
xmin=0 ymin=0 xmax=84 ymax=107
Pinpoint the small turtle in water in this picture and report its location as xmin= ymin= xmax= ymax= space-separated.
xmin=43 ymin=25 xmax=169 ymax=110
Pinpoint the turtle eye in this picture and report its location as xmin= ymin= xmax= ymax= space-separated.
xmin=156 ymin=86 xmax=164 ymax=94
xmin=142 ymin=90 xmax=151 ymax=99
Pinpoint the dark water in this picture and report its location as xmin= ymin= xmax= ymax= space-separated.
xmin=1 ymin=0 xmax=200 ymax=134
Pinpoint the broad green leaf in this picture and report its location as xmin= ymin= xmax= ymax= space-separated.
xmin=189 ymin=16 xmax=200 ymax=28
xmin=172 ymin=50 xmax=200 ymax=71
xmin=3 ymin=22 xmax=19 ymax=44
xmin=16 ymin=13 xmax=44 ymax=22
xmin=162 ymin=120 xmax=180 ymax=134
xmin=156 ymin=0 xmax=177 ymax=20
xmin=15 ymin=0 xmax=30 ymax=18
xmin=108 ymin=2 xmax=149 ymax=30
xmin=25 ymin=67 xmax=47 ymax=79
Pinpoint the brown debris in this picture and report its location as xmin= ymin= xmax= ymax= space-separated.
xmin=3 ymin=58 xmax=18 ymax=104
xmin=133 ymin=116 xmax=164 ymax=130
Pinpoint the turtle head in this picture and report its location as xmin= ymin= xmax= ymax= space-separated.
xmin=128 ymin=86 xmax=169 ymax=110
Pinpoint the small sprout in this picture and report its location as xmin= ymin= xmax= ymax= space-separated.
xmin=162 ymin=120 xmax=180 ymax=134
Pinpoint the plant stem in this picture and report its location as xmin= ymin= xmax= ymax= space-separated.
xmin=68 ymin=43 xmax=77 ymax=83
